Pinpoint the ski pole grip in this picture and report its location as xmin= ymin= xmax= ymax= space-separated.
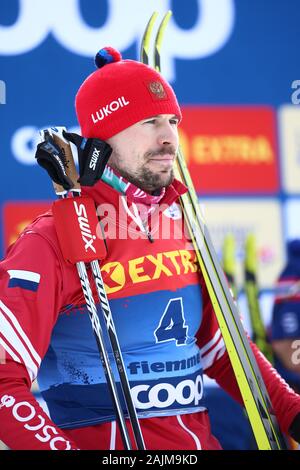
xmin=52 ymin=180 xmax=65 ymax=195
xmin=51 ymin=134 xmax=81 ymax=190
xmin=37 ymin=128 xmax=74 ymax=193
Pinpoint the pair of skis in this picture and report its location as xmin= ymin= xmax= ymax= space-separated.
xmin=222 ymin=234 xmax=274 ymax=363
xmin=141 ymin=12 xmax=285 ymax=450
xmin=38 ymin=11 xmax=286 ymax=450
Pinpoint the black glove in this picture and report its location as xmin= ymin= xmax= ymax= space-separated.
xmin=63 ymin=131 xmax=112 ymax=186
xmin=289 ymin=412 xmax=300 ymax=443
xmin=35 ymin=133 xmax=74 ymax=190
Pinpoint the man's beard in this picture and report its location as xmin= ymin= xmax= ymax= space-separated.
xmin=109 ymin=146 xmax=177 ymax=193
xmin=116 ymin=165 xmax=174 ymax=194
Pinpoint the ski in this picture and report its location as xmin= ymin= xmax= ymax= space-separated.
xmin=244 ymin=235 xmax=274 ymax=363
xmin=140 ymin=11 xmax=286 ymax=449
xmin=222 ymin=234 xmax=238 ymax=300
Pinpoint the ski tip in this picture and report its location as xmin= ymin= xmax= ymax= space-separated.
xmin=139 ymin=11 xmax=159 ymax=64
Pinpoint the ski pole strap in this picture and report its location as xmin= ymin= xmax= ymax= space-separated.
xmin=52 ymin=197 xmax=107 ymax=263
xmin=63 ymin=131 xmax=112 ymax=187
xmin=35 ymin=135 xmax=74 ymax=191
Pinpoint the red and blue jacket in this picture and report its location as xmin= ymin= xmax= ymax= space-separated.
xmin=0 ymin=179 xmax=300 ymax=449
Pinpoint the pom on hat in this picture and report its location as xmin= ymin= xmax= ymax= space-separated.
xmin=95 ymin=47 xmax=122 ymax=69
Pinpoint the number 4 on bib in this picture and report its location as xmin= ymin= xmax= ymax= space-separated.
xmin=154 ymin=298 xmax=188 ymax=346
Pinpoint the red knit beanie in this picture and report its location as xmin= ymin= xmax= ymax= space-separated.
xmin=75 ymin=47 xmax=182 ymax=140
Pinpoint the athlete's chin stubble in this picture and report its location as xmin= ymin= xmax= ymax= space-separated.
xmin=118 ymin=166 xmax=174 ymax=194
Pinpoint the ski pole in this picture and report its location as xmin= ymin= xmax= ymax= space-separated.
xmin=51 ymin=127 xmax=145 ymax=450
xmin=37 ymin=128 xmax=145 ymax=450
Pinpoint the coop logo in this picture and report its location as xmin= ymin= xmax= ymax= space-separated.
xmin=0 ymin=395 xmax=72 ymax=450
xmin=0 ymin=0 xmax=235 ymax=82
xmin=131 ymin=374 xmax=204 ymax=410
xmin=73 ymin=201 xmax=97 ymax=253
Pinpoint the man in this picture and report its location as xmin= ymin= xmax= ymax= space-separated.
xmin=271 ymin=239 xmax=300 ymax=394
xmin=0 ymin=47 xmax=300 ymax=450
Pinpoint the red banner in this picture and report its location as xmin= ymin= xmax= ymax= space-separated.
xmin=180 ymin=106 xmax=279 ymax=194
xmin=3 ymin=202 xmax=50 ymax=251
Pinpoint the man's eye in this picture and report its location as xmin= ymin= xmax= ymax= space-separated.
xmin=170 ymin=119 xmax=178 ymax=126
xmin=144 ymin=119 xmax=156 ymax=124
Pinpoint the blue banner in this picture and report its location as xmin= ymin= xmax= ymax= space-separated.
xmin=1 ymin=0 xmax=300 ymax=255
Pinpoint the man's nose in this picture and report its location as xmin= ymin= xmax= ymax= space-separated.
xmin=157 ymin=124 xmax=178 ymax=147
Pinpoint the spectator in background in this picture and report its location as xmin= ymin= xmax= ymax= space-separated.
xmin=271 ymin=239 xmax=300 ymax=394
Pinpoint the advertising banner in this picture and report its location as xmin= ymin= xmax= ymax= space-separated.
xmin=180 ymin=106 xmax=279 ymax=194
xmin=199 ymin=198 xmax=284 ymax=288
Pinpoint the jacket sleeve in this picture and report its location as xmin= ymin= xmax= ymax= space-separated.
xmin=197 ymin=276 xmax=300 ymax=437
xmin=0 ymin=232 xmax=78 ymax=450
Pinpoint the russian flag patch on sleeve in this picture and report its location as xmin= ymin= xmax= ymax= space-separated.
xmin=7 ymin=270 xmax=41 ymax=292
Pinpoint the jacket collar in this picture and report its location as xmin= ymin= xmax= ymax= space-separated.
xmin=82 ymin=177 xmax=187 ymax=209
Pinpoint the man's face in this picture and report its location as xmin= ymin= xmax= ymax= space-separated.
xmin=106 ymin=114 xmax=179 ymax=193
